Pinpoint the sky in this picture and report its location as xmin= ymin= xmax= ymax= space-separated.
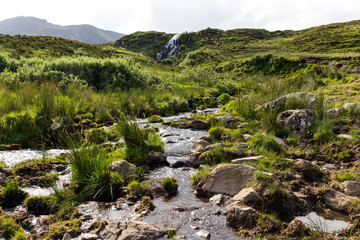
xmin=1 ymin=0 xmax=360 ymax=34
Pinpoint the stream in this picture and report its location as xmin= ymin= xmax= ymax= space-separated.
xmin=0 ymin=109 xmax=352 ymax=239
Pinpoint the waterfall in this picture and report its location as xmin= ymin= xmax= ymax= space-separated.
xmin=155 ymin=34 xmax=180 ymax=61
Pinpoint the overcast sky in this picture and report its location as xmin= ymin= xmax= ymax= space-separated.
xmin=1 ymin=0 xmax=360 ymax=34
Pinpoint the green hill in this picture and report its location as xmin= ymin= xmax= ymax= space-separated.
xmin=0 ymin=16 xmax=125 ymax=44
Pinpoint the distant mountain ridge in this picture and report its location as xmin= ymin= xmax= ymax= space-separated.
xmin=0 ymin=16 xmax=124 ymax=44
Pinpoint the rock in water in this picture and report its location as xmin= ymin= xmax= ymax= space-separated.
xmin=201 ymin=164 xmax=256 ymax=196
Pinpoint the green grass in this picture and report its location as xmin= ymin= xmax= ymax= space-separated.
xmin=66 ymin=143 xmax=123 ymax=201
xmin=162 ymin=177 xmax=178 ymax=196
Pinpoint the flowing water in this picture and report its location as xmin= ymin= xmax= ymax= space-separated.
xmin=155 ymin=34 xmax=180 ymax=61
xmin=1 ymin=109 xmax=352 ymax=239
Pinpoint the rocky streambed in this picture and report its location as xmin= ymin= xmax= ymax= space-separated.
xmin=0 ymin=107 xmax=355 ymax=239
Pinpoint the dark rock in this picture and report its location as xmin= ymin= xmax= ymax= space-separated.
xmin=146 ymin=152 xmax=169 ymax=167
xmin=172 ymin=119 xmax=208 ymax=130
xmin=110 ymin=160 xmax=136 ymax=181
xmin=171 ymin=160 xmax=190 ymax=168
xmin=323 ymin=189 xmax=355 ymax=212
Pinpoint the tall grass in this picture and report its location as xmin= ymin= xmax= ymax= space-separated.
xmin=65 ymin=136 xmax=123 ymax=201
xmin=115 ymin=115 xmax=164 ymax=165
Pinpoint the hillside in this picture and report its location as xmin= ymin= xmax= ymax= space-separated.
xmin=0 ymin=16 xmax=124 ymax=44
xmin=116 ymin=20 xmax=360 ymax=66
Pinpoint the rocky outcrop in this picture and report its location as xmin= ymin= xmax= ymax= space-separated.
xmin=200 ymin=164 xmax=256 ymax=196
xmin=340 ymin=181 xmax=360 ymax=197
xmin=168 ymin=119 xmax=208 ymax=130
xmin=323 ymin=189 xmax=356 ymax=212
xmin=277 ymin=109 xmax=316 ymax=136
xmin=110 ymin=160 xmax=136 ymax=181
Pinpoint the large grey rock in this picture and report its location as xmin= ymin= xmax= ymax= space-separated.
xmin=201 ymin=164 xmax=256 ymax=196
xmin=323 ymin=189 xmax=356 ymax=212
xmin=340 ymin=181 xmax=360 ymax=197
xmin=110 ymin=160 xmax=136 ymax=181
xmin=117 ymin=221 xmax=165 ymax=240
xmin=232 ymin=187 xmax=263 ymax=204
xmin=277 ymin=109 xmax=316 ymax=136
xmin=225 ymin=202 xmax=256 ymax=228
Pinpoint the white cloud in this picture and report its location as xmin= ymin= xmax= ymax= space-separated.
xmin=1 ymin=0 xmax=360 ymax=34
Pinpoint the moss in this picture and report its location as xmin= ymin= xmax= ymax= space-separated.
xmin=46 ymin=219 xmax=81 ymax=240
xmin=0 ymin=214 xmax=25 ymax=240
xmin=162 ymin=177 xmax=178 ymax=196
xmin=24 ymin=195 xmax=59 ymax=215
xmin=148 ymin=115 xmax=164 ymax=123
xmin=0 ymin=180 xmax=27 ymax=208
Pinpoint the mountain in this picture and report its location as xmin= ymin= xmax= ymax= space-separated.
xmin=0 ymin=16 xmax=124 ymax=44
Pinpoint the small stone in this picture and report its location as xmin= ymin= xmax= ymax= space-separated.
xmin=209 ymin=194 xmax=223 ymax=205
xmin=62 ymin=233 xmax=71 ymax=240
xmin=80 ymin=233 xmax=99 ymax=240
xmin=337 ymin=134 xmax=352 ymax=140
xmin=196 ymin=230 xmax=211 ymax=239
xmin=232 ymin=156 xmax=262 ymax=164
xmin=232 ymin=187 xmax=263 ymax=204
xmin=243 ymin=134 xmax=252 ymax=141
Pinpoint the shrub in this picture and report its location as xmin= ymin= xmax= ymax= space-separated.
xmin=162 ymin=177 xmax=178 ymax=196
xmin=217 ymin=93 xmax=231 ymax=105
xmin=202 ymin=95 xmax=214 ymax=108
xmin=208 ymin=126 xmax=224 ymax=140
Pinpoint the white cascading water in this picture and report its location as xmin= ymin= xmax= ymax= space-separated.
xmin=155 ymin=34 xmax=180 ymax=61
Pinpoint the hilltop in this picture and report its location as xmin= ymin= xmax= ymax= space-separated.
xmin=0 ymin=16 xmax=125 ymax=44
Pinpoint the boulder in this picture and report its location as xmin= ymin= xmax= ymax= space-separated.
xmin=146 ymin=152 xmax=169 ymax=167
xmin=209 ymin=194 xmax=224 ymax=205
xmin=232 ymin=187 xmax=263 ymax=204
xmin=261 ymin=92 xmax=317 ymax=111
xmin=215 ymin=115 xmax=241 ymax=127
xmin=323 ymin=189 xmax=356 ymax=212
xmin=277 ymin=109 xmax=316 ymax=136
xmin=225 ymin=202 xmax=256 ymax=228
xmin=117 ymin=221 xmax=166 ymax=240
xmin=295 ymin=159 xmax=323 ymax=182
xmin=171 ymin=160 xmax=190 ymax=168
xmin=175 ymin=120 xmax=208 ymax=130
xmin=340 ymin=181 xmax=360 ymax=197
xmin=189 ymin=152 xmax=203 ymax=167
xmin=282 ymin=219 xmax=310 ymax=238
xmin=110 ymin=160 xmax=136 ymax=181
xmin=195 ymin=230 xmax=211 ymax=239
xmin=201 ymin=164 xmax=256 ymax=196
xmin=193 ymin=138 xmax=211 ymax=152
xmin=145 ymin=178 xmax=166 ymax=197
xmin=99 ymin=220 xmax=127 ymax=240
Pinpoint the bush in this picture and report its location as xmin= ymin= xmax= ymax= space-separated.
xmin=202 ymin=95 xmax=214 ymax=108
xmin=162 ymin=177 xmax=178 ymax=196
xmin=208 ymin=126 xmax=224 ymax=140
xmin=217 ymin=93 xmax=231 ymax=105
